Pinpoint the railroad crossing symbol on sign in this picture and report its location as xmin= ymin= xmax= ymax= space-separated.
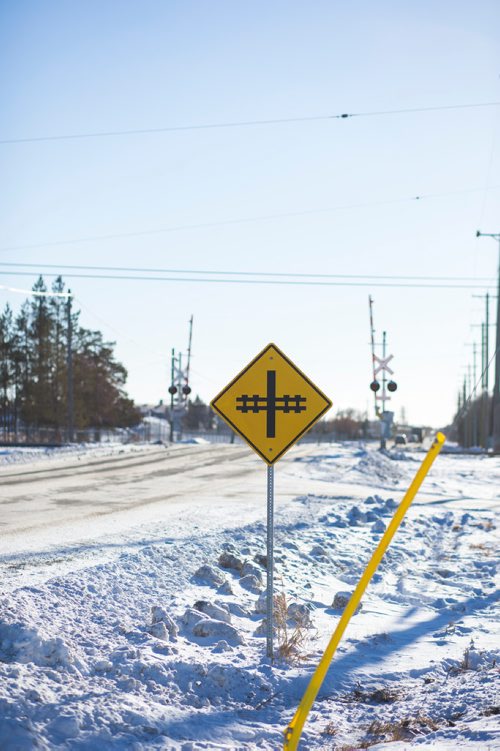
xmin=373 ymin=354 xmax=394 ymax=376
xmin=211 ymin=343 xmax=332 ymax=464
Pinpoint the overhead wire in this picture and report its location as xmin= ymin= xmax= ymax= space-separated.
xmin=1 ymin=101 xmax=499 ymax=145
xmin=0 ymin=270 xmax=495 ymax=290
xmin=74 ymin=296 xmax=168 ymax=362
xmin=0 ymin=261 xmax=496 ymax=284
xmin=1 ymin=184 xmax=499 ymax=254
xmin=0 ymin=283 xmax=71 ymax=298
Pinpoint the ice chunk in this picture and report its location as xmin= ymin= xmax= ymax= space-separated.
xmin=332 ymin=591 xmax=362 ymax=613
xmin=192 ymin=619 xmax=244 ymax=645
xmin=182 ymin=607 xmax=210 ymax=629
xmin=193 ymin=564 xmax=226 ymax=587
xmin=239 ymin=574 xmax=263 ymax=593
xmin=241 ymin=561 xmax=263 ymax=582
xmin=218 ymin=551 xmax=244 ymax=572
xmin=151 ymin=605 xmax=178 ymax=639
xmin=194 ymin=601 xmax=231 ymax=624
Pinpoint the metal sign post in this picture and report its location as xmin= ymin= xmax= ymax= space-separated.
xmin=266 ymin=464 xmax=274 ymax=659
xmin=211 ymin=343 xmax=332 ymax=662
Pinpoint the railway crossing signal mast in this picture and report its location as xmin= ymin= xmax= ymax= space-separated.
xmin=168 ymin=315 xmax=194 ymax=442
xmin=476 ymin=231 xmax=500 ymax=454
xmin=368 ymin=296 xmax=398 ymax=448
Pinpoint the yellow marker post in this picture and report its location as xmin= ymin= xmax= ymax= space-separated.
xmin=284 ymin=432 xmax=446 ymax=750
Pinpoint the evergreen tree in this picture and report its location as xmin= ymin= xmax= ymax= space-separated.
xmin=0 ymin=304 xmax=15 ymax=434
xmin=49 ymin=276 xmax=69 ymax=430
xmin=25 ymin=277 xmax=53 ymax=427
xmin=0 ymin=276 xmax=141 ymax=436
xmin=14 ymin=301 xmax=32 ymax=432
xmin=73 ymin=328 xmax=140 ymax=429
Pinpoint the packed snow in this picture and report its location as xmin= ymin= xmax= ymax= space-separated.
xmin=0 ymin=441 xmax=498 ymax=750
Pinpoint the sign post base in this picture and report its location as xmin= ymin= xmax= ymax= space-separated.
xmin=266 ymin=464 xmax=274 ymax=660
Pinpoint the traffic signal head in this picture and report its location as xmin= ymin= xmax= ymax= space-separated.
xmin=168 ymin=385 xmax=177 ymax=395
xmin=387 ymin=380 xmax=398 ymax=392
xmin=182 ymin=385 xmax=192 ymax=395
xmin=370 ymin=380 xmax=380 ymax=392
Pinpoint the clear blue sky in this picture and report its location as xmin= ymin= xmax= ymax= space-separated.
xmin=1 ymin=1 xmax=499 ymax=428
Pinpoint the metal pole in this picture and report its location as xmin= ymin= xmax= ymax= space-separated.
xmin=493 ymin=239 xmax=500 ymax=453
xmin=476 ymin=232 xmax=500 ymax=452
xmin=468 ymin=365 xmax=472 ymax=448
xmin=178 ymin=352 xmax=183 ymax=441
xmin=368 ymin=296 xmax=379 ymax=417
xmin=66 ymin=290 xmax=74 ymax=443
xmin=169 ymin=348 xmax=175 ymax=442
xmin=382 ymin=331 xmax=387 ymax=413
xmin=481 ymin=322 xmax=487 ymax=448
xmin=481 ymin=322 xmax=485 ymax=390
xmin=485 ymin=293 xmax=490 ymax=393
xmin=472 ymin=343 xmax=478 ymax=446
xmin=462 ymin=377 xmax=467 ymax=448
xmin=266 ymin=464 xmax=274 ymax=660
xmin=380 ymin=331 xmax=387 ymax=450
xmin=186 ymin=314 xmax=193 ymax=388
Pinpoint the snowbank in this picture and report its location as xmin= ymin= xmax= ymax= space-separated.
xmin=0 ymin=444 xmax=498 ymax=749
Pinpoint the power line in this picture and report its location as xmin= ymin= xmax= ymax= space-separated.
xmin=0 ymin=270 xmax=495 ymax=290
xmin=1 ymin=184 xmax=499 ymax=254
xmin=1 ymin=101 xmax=499 ymax=145
xmin=0 ymin=283 xmax=71 ymax=298
xmin=0 ymin=262 xmax=495 ymax=284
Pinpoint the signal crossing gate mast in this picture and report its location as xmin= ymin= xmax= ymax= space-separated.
xmin=168 ymin=316 xmax=194 ymax=442
xmin=368 ymin=297 xmax=398 ymax=449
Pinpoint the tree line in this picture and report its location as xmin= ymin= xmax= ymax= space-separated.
xmin=0 ymin=276 xmax=140 ymax=437
xmin=183 ymin=398 xmax=369 ymax=441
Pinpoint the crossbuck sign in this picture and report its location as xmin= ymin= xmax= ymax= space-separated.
xmin=211 ymin=343 xmax=332 ymax=464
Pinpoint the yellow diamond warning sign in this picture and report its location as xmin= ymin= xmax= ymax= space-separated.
xmin=210 ymin=343 xmax=332 ymax=464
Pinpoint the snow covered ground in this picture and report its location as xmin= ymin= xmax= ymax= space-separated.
xmin=0 ymin=441 xmax=498 ymax=750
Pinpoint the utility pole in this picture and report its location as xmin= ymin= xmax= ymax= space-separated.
xmin=476 ymin=231 xmax=500 ymax=453
xmin=462 ymin=376 xmax=469 ymax=448
xmin=472 ymin=292 xmax=493 ymax=448
xmin=466 ymin=366 xmax=470 ymax=448
xmin=368 ymin=296 xmax=379 ymax=418
xmin=480 ymin=323 xmax=487 ymax=448
xmin=66 ymin=290 xmax=74 ymax=443
xmin=472 ymin=345 xmax=478 ymax=447
xmin=486 ymin=292 xmax=490 ymax=392
xmin=186 ymin=315 xmax=193 ymax=391
xmin=169 ymin=348 xmax=176 ymax=442
xmin=465 ymin=341 xmax=479 ymax=447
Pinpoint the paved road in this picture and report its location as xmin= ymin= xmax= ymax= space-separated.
xmin=0 ymin=444 xmax=252 ymax=537
xmin=0 ymin=442 xmax=346 ymax=557
xmin=2 ymin=441 xmax=496 ymax=591
xmin=1 ymin=442 xmax=360 ymax=590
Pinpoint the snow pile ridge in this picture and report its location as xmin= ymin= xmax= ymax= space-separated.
xmin=0 ymin=444 xmax=498 ymax=749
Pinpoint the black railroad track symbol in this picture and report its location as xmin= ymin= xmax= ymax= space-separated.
xmin=236 ymin=370 xmax=307 ymax=438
